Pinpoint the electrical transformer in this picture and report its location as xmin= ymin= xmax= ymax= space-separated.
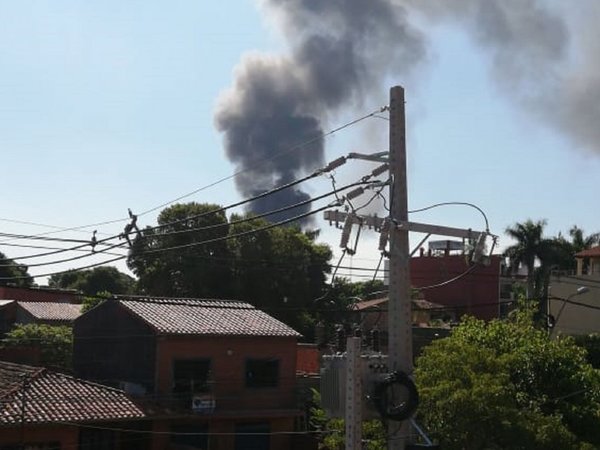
xmin=320 ymin=352 xmax=388 ymax=419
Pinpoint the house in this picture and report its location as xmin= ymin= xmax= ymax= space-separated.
xmin=350 ymin=297 xmax=451 ymax=357
xmin=0 ymin=286 xmax=80 ymax=304
xmin=0 ymin=360 xmax=147 ymax=450
xmin=73 ymin=296 xmax=303 ymax=450
xmin=15 ymin=301 xmax=82 ymax=326
xmin=0 ymin=300 xmax=16 ymax=336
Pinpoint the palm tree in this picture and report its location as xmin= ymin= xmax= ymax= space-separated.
xmin=569 ymin=225 xmax=600 ymax=253
xmin=504 ymin=219 xmax=547 ymax=298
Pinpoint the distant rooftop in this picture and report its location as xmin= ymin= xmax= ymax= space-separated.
xmin=18 ymin=301 xmax=82 ymax=323
xmin=575 ymin=246 xmax=600 ymax=258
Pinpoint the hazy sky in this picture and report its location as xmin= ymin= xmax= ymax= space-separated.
xmin=1 ymin=1 xmax=599 ymax=282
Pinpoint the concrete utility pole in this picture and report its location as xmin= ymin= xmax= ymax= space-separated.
xmin=388 ymin=85 xmax=412 ymax=450
xmin=345 ymin=337 xmax=362 ymax=450
xmin=323 ymin=85 xmax=492 ymax=449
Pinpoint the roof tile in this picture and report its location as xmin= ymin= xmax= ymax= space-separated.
xmin=18 ymin=302 xmax=82 ymax=322
xmin=0 ymin=361 xmax=145 ymax=426
xmin=116 ymin=297 xmax=301 ymax=337
xmin=575 ymin=246 xmax=600 ymax=258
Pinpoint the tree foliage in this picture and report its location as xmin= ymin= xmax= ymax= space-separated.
xmin=310 ymin=389 xmax=386 ymax=450
xmin=0 ymin=251 xmax=32 ymax=287
xmin=415 ymin=301 xmax=600 ymax=450
xmin=2 ymin=324 xmax=72 ymax=370
xmin=128 ymin=203 xmax=232 ymax=298
xmin=48 ymin=266 xmax=135 ymax=296
xmin=81 ymin=291 xmax=112 ymax=313
xmin=504 ymin=219 xmax=548 ymax=297
xmin=127 ymin=203 xmax=333 ymax=337
xmin=504 ymin=221 xmax=600 ymax=308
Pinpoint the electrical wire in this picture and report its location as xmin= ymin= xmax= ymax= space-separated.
xmin=0 ymin=255 xmax=127 ymax=281
xmin=0 ymin=198 xmax=336 ymax=280
xmin=1 ymin=153 xmax=354 ymax=262
xmin=0 ymin=179 xmax=371 ymax=270
xmin=408 ymin=201 xmax=490 ymax=232
xmin=0 ymin=242 xmax=129 ymax=269
xmin=0 ymin=231 xmax=92 ymax=245
xmin=415 ymin=263 xmax=481 ymax=291
xmin=136 ymin=108 xmax=383 ymax=217
xmin=140 ymin=180 xmax=371 ymax=239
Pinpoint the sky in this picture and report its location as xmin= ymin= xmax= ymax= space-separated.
xmin=1 ymin=0 xmax=599 ymax=283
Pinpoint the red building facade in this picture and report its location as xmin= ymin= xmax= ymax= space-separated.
xmin=411 ymin=254 xmax=502 ymax=321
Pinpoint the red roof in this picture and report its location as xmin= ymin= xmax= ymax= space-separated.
xmin=575 ymin=246 xmax=600 ymax=258
xmin=116 ymin=297 xmax=301 ymax=338
xmin=0 ymin=361 xmax=145 ymax=426
xmin=18 ymin=301 xmax=82 ymax=322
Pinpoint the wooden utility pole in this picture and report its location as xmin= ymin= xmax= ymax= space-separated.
xmin=388 ymin=85 xmax=412 ymax=450
xmin=345 ymin=337 xmax=362 ymax=450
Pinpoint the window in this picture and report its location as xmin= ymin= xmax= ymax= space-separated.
xmin=79 ymin=429 xmax=115 ymax=450
xmin=170 ymin=424 xmax=209 ymax=449
xmin=173 ymin=359 xmax=211 ymax=394
xmin=245 ymin=359 xmax=279 ymax=388
xmin=234 ymin=422 xmax=270 ymax=450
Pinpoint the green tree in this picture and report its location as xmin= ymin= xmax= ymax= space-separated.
xmin=310 ymin=389 xmax=386 ymax=449
xmin=81 ymin=291 xmax=112 ymax=313
xmin=229 ymin=214 xmax=332 ymax=337
xmin=126 ymin=203 xmax=334 ymax=337
xmin=415 ymin=301 xmax=600 ymax=450
xmin=569 ymin=225 xmax=600 ymax=254
xmin=49 ymin=266 xmax=135 ymax=295
xmin=128 ymin=202 xmax=233 ymax=298
xmin=0 ymin=250 xmax=32 ymax=287
xmin=504 ymin=219 xmax=548 ymax=298
xmin=2 ymin=324 xmax=72 ymax=370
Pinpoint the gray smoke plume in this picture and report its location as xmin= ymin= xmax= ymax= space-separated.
xmin=408 ymin=0 xmax=600 ymax=155
xmin=216 ymin=0 xmax=600 ymax=224
xmin=214 ymin=0 xmax=424 ymax=224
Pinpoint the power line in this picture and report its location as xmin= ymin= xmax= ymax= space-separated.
xmin=0 ymin=107 xmax=380 ymax=254
xmin=0 ymin=154 xmax=352 ymax=262
xmin=0 ymin=197 xmax=337 ymax=280
xmin=136 ymin=108 xmax=384 ymax=217
xmin=0 ymin=241 xmax=124 ymax=257
xmin=408 ymin=201 xmax=490 ymax=232
xmin=0 ymin=178 xmax=372 ymax=273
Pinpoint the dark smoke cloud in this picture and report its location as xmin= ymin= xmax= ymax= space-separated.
xmin=216 ymin=0 xmax=600 ymax=225
xmin=214 ymin=0 xmax=424 ymax=224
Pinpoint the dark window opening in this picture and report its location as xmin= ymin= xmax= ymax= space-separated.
xmin=79 ymin=429 xmax=115 ymax=450
xmin=170 ymin=423 xmax=209 ymax=450
xmin=245 ymin=359 xmax=279 ymax=388
xmin=235 ymin=422 xmax=270 ymax=450
xmin=173 ymin=359 xmax=211 ymax=394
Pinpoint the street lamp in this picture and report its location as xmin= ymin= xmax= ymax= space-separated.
xmin=548 ymin=286 xmax=590 ymax=337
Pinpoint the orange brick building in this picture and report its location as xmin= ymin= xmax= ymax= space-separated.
xmin=74 ymin=297 xmax=303 ymax=450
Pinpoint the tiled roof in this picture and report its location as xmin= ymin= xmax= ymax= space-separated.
xmin=116 ymin=297 xmax=301 ymax=338
xmin=353 ymin=297 xmax=444 ymax=311
xmin=575 ymin=246 xmax=600 ymax=258
xmin=18 ymin=301 xmax=82 ymax=322
xmin=0 ymin=361 xmax=145 ymax=426
xmin=352 ymin=297 xmax=388 ymax=311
